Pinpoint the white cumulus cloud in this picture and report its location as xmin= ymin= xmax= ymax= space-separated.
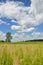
xmin=0 ymin=0 xmax=43 ymax=41
xmin=0 ymin=31 xmax=6 ymax=41
xmin=11 ymin=25 xmax=22 ymax=31
xmin=0 ymin=0 xmax=43 ymax=28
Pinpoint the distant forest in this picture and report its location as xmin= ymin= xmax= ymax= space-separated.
xmin=0 ymin=38 xmax=43 ymax=42
xmin=25 ymin=39 xmax=43 ymax=42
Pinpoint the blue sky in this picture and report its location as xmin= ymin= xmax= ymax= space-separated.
xmin=0 ymin=0 xmax=31 ymax=6
xmin=0 ymin=0 xmax=43 ymax=42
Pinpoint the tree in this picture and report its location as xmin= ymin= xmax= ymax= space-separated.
xmin=6 ymin=32 xmax=12 ymax=42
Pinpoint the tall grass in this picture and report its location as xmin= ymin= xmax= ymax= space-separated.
xmin=0 ymin=42 xmax=43 ymax=65
xmin=0 ymin=47 xmax=13 ymax=65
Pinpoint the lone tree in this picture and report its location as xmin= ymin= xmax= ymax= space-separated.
xmin=6 ymin=32 xmax=12 ymax=42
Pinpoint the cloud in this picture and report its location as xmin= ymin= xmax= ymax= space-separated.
xmin=31 ymin=0 xmax=43 ymax=14
xmin=11 ymin=20 xmax=16 ymax=23
xmin=11 ymin=25 xmax=35 ymax=32
xmin=0 ymin=31 xmax=43 ymax=42
xmin=0 ymin=19 xmax=6 ymax=25
xmin=11 ymin=33 xmax=32 ymax=42
xmin=22 ymin=27 xmax=35 ymax=32
xmin=0 ymin=31 xmax=6 ymax=41
xmin=0 ymin=0 xmax=43 ymax=41
xmin=0 ymin=19 xmax=10 ymax=25
xmin=30 ymin=0 xmax=43 ymax=23
xmin=32 ymin=32 xmax=41 ymax=37
xmin=0 ymin=31 xmax=30 ymax=42
xmin=0 ymin=1 xmax=25 ymax=19
xmin=32 ymin=32 xmax=43 ymax=39
xmin=12 ymin=32 xmax=43 ymax=42
xmin=11 ymin=25 xmax=22 ymax=31
xmin=0 ymin=0 xmax=43 ymax=28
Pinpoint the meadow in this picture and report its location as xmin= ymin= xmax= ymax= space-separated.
xmin=0 ymin=41 xmax=43 ymax=65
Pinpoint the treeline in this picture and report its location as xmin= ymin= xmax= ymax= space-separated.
xmin=25 ymin=39 xmax=43 ymax=42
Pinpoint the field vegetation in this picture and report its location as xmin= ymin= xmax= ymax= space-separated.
xmin=0 ymin=41 xmax=43 ymax=65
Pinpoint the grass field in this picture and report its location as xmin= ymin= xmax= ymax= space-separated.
xmin=0 ymin=41 xmax=43 ymax=65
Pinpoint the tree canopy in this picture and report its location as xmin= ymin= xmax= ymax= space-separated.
xmin=6 ymin=32 xmax=12 ymax=42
